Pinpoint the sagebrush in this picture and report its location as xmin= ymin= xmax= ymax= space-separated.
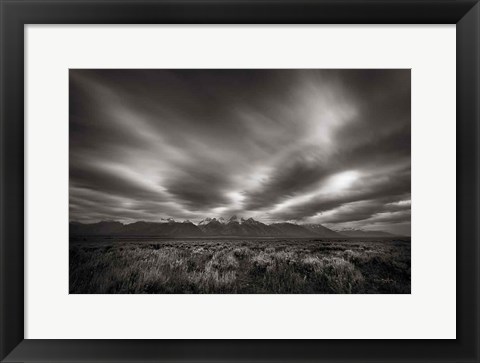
xmin=69 ymin=238 xmax=410 ymax=294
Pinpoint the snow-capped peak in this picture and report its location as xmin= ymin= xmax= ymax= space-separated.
xmin=198 ymin=217 xmax=212 ymax=226
xmin=228 ymin=215 xmax=241 ymax=223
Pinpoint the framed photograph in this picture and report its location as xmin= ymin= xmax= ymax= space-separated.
xmin=1 ymin=0 xmax=478 ymax=362
xmin=68 ymin=68 xmax=412 ymax=295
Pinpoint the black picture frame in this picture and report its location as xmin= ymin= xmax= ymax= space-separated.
xmin=1 ymin=1 xmax=479 ymax=362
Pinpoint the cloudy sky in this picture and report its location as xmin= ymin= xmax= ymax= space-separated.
xmin=70 ymin=69 xmax=411 ymax=235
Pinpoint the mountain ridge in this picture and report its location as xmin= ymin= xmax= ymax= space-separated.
xmin=335 ymin=229 xmax=399 ymax=238
xmin=70 ymin=217 xmax=405 ymax=238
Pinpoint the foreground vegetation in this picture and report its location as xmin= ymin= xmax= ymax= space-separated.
xmin=69 ymin=238 xmax=410 ymax=294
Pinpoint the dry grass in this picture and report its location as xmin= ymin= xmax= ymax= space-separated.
xmin=69 ymin=238 xmax=410 ymax=294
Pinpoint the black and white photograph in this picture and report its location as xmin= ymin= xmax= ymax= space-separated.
xmin=69 ymin=69 xmax=411 ymax=294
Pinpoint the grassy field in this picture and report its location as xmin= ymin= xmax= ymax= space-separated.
xmin=69 ymin=238 xmax=410 ymax=294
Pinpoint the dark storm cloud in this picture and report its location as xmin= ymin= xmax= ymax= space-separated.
xmin=69 ymin=69 xmax=411 ymax=234
xmin=268 ymin=165 xmax=411 ymax=221
xmin=242 ymin=146 xmax=334 ymax=211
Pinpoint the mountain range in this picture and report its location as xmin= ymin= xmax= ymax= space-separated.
xmin=70 ymin=216 xmax=403 ymax=238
